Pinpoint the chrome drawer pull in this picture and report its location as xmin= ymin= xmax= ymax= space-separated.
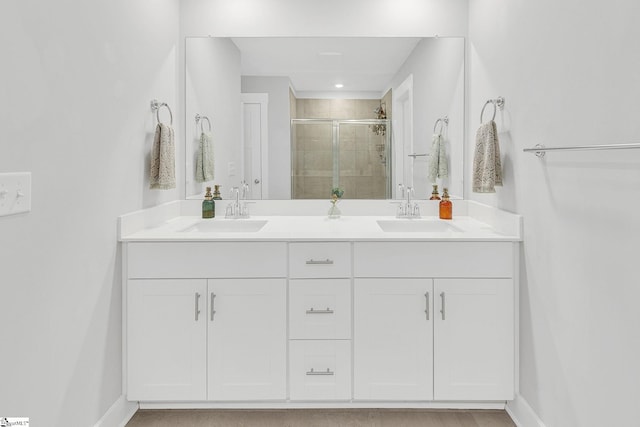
xmin=210 ymin=293 xmax=216 ymax=321
xmin=306 ymin=307 xmax=334 ymax=314
xmin=306 ymin=368 xmax=335 ymax=376
xmin=305 ymin=259 xmax=334 ymax=265
xmin=440 ymin=291 xmax=446 ymax=320
xmin=195 ymin=292 xmax=201 ymax=321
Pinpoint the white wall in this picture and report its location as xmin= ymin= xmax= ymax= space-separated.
xmin=241 ymin=76 xmax=292 ymax=199
xmin=0 ymin=0 xmax=179 ymax=425
xmin=468 ymin=1 xmax=640 ymax=426
xmin=180 ymin=0 xmax=469 ymax=37
xmin=186 ymin=37 xmax=241 ymax=198
xmin=390 ymin=37 xmax=465 ymax=198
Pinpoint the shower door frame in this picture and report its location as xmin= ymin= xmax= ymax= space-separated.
xmin=290 ymin=118 xmax=392 ymax=199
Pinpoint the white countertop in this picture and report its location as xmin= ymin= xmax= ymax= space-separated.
xmin=120 ymin=214 xmax=520 ymax=242
xmin=118 ymin=200 xmax=522 ymax=242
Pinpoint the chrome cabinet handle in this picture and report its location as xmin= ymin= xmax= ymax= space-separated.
xmin=424 ymin=292 xmax=430 ymax=320
xmin=440 ymin=292 xmax=446 ymax=320
xmin=306 ymin=308 xmax=334 ymax=314
xmin=195 ymin=293 xmax=201 ymax=321
xmin=210 ymin=293 xmax=216 ymax=321
xmin=306 ymin=368 xmax=335 ymax=376
xmin=306 ymin=259 xmax=334 ymax=265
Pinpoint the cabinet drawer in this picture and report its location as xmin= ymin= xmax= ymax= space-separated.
xmin=289 ymin=340 xmax=351 ymax=401
xmin=289 ymin=243 xmax=351 ymax=278
xmin=127 ymin=242 xmax=287 ymax=279
xmin=289 ymin=279 xmax=351 ymax=339
xmin=354 ymin=242 xmax=514 ymax=278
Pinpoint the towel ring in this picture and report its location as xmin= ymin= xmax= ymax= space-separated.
xmin=150 ymin=99 xmax=173 ymax=126
xmin=195 ymin=114 xmax=212 ymax=134
xmin=480 ymin=97 xmax=505 ymax=123
xmin=433 ymin=116 xmax=449 ymax=135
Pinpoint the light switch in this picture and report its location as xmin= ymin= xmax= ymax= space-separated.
xmin=0 ymin=172 xmax=32 ymax=217
xmin=228 ymin=162 xmax=236 ymax=177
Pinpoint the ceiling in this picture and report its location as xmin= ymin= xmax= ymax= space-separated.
xmin=231 ymin=37 xmax=422 ymax=95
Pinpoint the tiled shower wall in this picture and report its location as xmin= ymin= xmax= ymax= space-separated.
xmin=292 ymin=96 xmax=390 ymax=199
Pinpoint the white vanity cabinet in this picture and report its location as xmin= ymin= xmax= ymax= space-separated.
xmin=288 ymin=242 xmax=353 ymax=401
xmin=353 ymin=242 xmax=515 ymax=402
xmin=125 ymin=242 xmax=287 ymax=402
xmin=123 ymin=236 xmax=517 ymax=406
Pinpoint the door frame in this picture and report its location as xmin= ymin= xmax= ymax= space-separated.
xmin=392 ymin=74 xmax=414 ymax=197
xmin=241 ymin=93 xmax=269 ymax=199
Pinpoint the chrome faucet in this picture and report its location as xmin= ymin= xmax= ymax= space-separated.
xmin=225 ymin=186 xmax=251 ymax=218
xmin=239 ymin=180 xmax=251 ymax=200
xmin=395 ymin=186 xmax=420 ymax=218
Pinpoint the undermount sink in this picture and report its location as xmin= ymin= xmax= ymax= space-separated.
xmin=376 ymin=219 xmax=462 ymax=233
xmin=180 ymin=219 xmax=268 ymax=233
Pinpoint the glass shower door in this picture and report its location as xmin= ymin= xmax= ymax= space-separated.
xmin=337 ymin=120 xmax=390 ymax=199
xmin=291 ymin=120 xmax=334 ymax=199
xmin=291 ymin=119 xmax=390 ymax=199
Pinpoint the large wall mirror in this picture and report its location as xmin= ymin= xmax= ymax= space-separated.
xmin=185 ymin=37 xmax=464 ymax=200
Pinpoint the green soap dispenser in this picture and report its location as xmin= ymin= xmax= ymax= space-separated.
xmin=212 ymin=184 xmax=222 ymax=200
xmin=202 ymin=187 xmax=215 ymax=218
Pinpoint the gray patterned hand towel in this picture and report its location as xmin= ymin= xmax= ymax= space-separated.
xmin=150 ymin=123 xmax=176 ymax=189
xmin=427 ymin=133 xmax=449 ymax=182
xmin=195 ymin=131 xmax=214 ymax=182
xmin=472 ymin=120 xmax=502 ymax=193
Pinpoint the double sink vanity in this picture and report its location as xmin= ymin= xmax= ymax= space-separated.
xmin=119 ymin=199 xmax=522 ymax=409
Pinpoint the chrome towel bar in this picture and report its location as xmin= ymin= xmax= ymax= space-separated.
xmin=523 ymin=142 xmax=640 ymax=158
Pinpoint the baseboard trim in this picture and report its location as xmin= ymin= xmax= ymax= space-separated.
xmin=139 ymin=401 xmax=506 ymax=410
xmin=506 ymin=394 xmax=546 ymax=427
xmin=94 ymin=395 xmax=138 ymax=427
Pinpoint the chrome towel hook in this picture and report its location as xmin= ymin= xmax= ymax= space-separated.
xmin=150 ymin=99 xmax=173 ymax=126
xmin=480 ymin=96 xmax=505 ymax=123
xmin=195 ymin=114 xmax=212 ymax=134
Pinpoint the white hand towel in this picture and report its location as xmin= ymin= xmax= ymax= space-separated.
xmin=195 ymin=131 xmax=214 ymax=182
xmin=149 ymin=123 xmax=176 ymax=190
xmin=427 ymin=133 xmax=449 ymax=182
xmin=472 ymin=120 xmax=503 ymax=193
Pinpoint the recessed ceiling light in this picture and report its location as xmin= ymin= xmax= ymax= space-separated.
xmin=335 ymin=83 xmax=344 ymax=88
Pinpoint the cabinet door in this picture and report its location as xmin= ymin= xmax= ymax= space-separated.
xmin=208 ymin=278 xmax=287 ymax=400
xmin=354 ymin=278 xmax=433 ymax=400
xmin=127 ymin=279 xmax=207 ymax=401
xmin=434 ymin=279 xmax=514 ymax=400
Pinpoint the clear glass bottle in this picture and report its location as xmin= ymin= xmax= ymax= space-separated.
xmin=429 ymin=184 xmax=441 ymax=200
xmin=328 ymin=195 xmax=341 ymax=219
xmin=439 ymin=188 xmax=452 ymax=220
xmin=202 ymin=187 xmax=215 ymax=218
